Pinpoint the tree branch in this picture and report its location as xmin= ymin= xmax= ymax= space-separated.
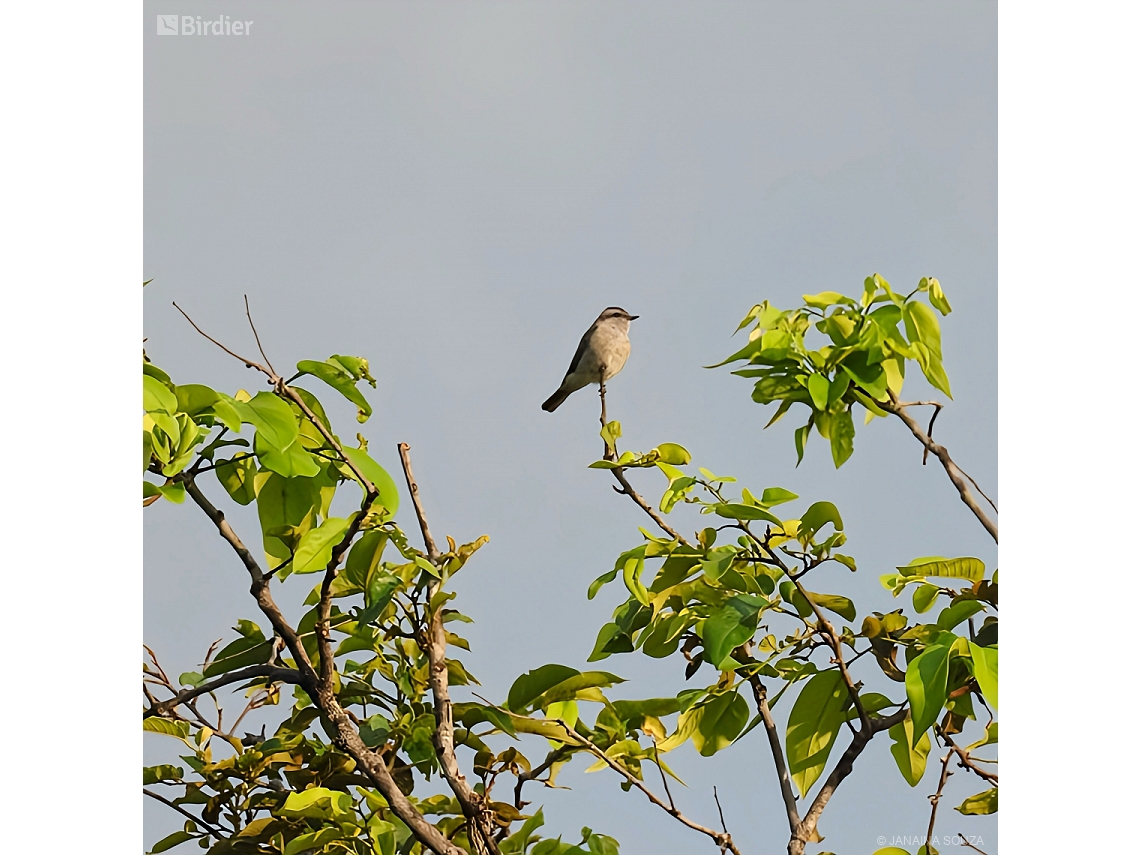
xmin=181 ymin=477 xmax=318 ymax=685
xmin=746 ymin=672 xmax=800 ymax=833
xmin=791 ymin=707 xmax=907 ymax=853
xmin=144 ymin=788 xmax=225 ymax=840
xmin=882 ymin=395 xmax=998 ymax=543
xmin=397 ymin=443 xmax=499 ymax=855
xmin=144 ymin=664 xmax=304 ymax=718
xmin=553 ymin=722 xmax=742 ymax=855
xmin=940 ymin=727 xmax=998 ymax=785
xmin=610 ymin=468 xmax=691 ymax=546
xmin=926 ymin=748 xmax=954 ymax=850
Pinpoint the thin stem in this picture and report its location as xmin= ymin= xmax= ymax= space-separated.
xmin=144 ymin=789 xmax=223 ymax=840
xmin=397 ymin=443 xmax=440 ymax=562
xmin=883 ymin=394 xmax=998 ymax=543
xmin=746 ymin=672 xmax=800 ymax=832
xmin=552 ymin=721 xmax=742 ymax=855
xmin=956 ymin=832 xmax=991 ymax=855
xmin=244 ymin=294 xmax=277 ymax=376
xmin=144 ymin=664 xmax=303 ymax=718
xmin=927 ymin=749 xmax=954 ymax=849
xmin=610 ymin=467 xmax=691 ymax=545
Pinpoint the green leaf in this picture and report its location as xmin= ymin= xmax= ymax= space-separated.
xmin=793 ymin=422 xmax=811 ymax=466
xmin=686 ymin=691 xmax=749 ymax=756
xmin=786 ymin=670 xmax=847 ymax=796
xmin=507 ymin=664 xmax=581 ymax=713
xmin=828 ymin=408 xmax=855 ymax=468
xmin=803 ymin=291 xmax=850 ymax=309
xmin=588 ymin=568 xmax=619 ymax=600
xmin=903 ymin=301 xmax=943 ymax=359
xmin=143 ymin=374 xmax=178 ymax=414
xmin=143 ymin=718 xmax=190 ymax=738
xmin=955 ymin=787 xmax=997 ymax=816
xmin=800 ymin=501 xmax=844 ymax=536
xmin=357 ymin=571 xmax=400 ymax=626
xmin=296 ymin=358 xmax=374 ymax=423
xmin=529 ymin=671 xmax=626 ymax=710
xmin=905 ymin=644 xmax=952 ymax=741
xmin=203 ymin=634 xmax=274 ymax=677
xmin=148 ymin=831 xmax=194 ymax=853
xmin=713 ymin=503 xmax=783 ymax=526
xmin=292 ymin=517 xmax=350 ymax=574
xmin=807 ymin=373 xmax=830 ymax=410
xmin=936 ymin=599 xmax=985 ymax=631
xmin=587 ymin=623 xmax=633 ymax=661
xmin=888 ymin=714 xmax=931 ymax=786
xmin=143 ymin=764 xmax=184 ymax=785
xmin=174 ymin=384 xmax=220 ymax=416
xmin=912 ymin=583 xmax=940 ymax=614
xmin=927 ymin=278 xmax=952 ymax=315
xmin=341 ymin=447 xmax=401 ymax=514
xmin=254 ymin=430 xmax=321 ymax=478
xmin=238 ymin=392 xmax=299 ymax=450
xmin=285 ymin=827 xmax=344 ymax=855
xmin=760 ymin=487 xmax=798 ymax=507
xmin=344 ymin=530 xmax=389 ymax=587
xmin=702 ymin=596 xmax=763 ymax=669
xmin=215 ymin=455 xmax=257 ymax=505
xmin=969 ymin=642 xmax=998 ymax=710
xmin=871 ymin=849 xmax=913 ymax=855
xmin=654 ymin=443 xmax=691 ymax=465
xmin=622 ymin=555 xmax=650 ymax=606
xmin=807 ymin=592 xmax=855 ymax=622
xmin=897 ymin=556 xmax=984 ymax=581
xmin=255 ymin=471 xmax=321 ymax=568
xmin=277 ymin=787 xmax=355 ymax=821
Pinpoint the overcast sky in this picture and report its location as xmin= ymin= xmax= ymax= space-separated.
xmin=144 ymin=2 xmax=997 ymax=852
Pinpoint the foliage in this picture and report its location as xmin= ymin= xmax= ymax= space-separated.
xmin=145 ymin=275 xmax=996 ymax=855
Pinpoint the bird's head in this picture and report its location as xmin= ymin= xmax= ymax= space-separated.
xmin=597 ymin=306 xmax=639 ymax=327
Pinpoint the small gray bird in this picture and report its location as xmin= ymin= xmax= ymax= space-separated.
xmin=542 ymin=307 xmax=638 ymax=412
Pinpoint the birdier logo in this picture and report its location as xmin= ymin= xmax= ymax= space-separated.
xmin=157 ymin=15 xmax=253 ymax=36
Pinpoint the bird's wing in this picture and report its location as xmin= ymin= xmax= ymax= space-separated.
xmin=562 ymin=323 xmax=597 ymax=380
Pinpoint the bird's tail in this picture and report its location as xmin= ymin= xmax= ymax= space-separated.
xmin=541 ymin=388 xmax=570 ymax=412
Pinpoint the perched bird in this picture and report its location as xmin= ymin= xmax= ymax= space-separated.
xmin=542 ymin=307 xmax=638 ymax=412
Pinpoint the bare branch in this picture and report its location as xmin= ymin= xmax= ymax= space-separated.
xmin=397 ymin=443 xmax=499 ymax=855
xmin=746 ymin=672 xmax=800 ymax=832
xmin=793 ymin=707 xmax=907 ymax=851
xmin=552 ymin=721 xmax=742 ymax=855
xmin=926 ymin=748 xmax=954 ymax=849
xmin=610 ymin=467 xmax=691 ymax=546
xmin=144 ymin=788 xmax=223 ymax=840
xmin=956 ymin=832 xmax=991 ymax=855
xmin=243 ymin=294 xmax=277 ymax=376
xmin=181 ymin=477 xmax=318 ymax=684
xmin=397 ymin=442 xmax=440 ymax=562
xmin=144 ymin=664 xmax=304 ymax=718
xmin=173 ymin=302 xmax=275 ymax=378
xmin=512 ymin=746 xmax=573 ymax=812
xmin=940 ymin=727 xmax=998 ymax=785
xmin=882 ymin=395 xmax=998 ymax=543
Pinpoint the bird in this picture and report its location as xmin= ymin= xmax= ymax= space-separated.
xmin=542 ymin=307 xmax=638 ymax=412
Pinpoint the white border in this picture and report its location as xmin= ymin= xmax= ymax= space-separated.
xmin=0 ymin=2 xmax=140 ymax=845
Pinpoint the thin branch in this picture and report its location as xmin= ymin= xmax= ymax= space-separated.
xmin=746 ymin=671 xmax=800 ymax=832
xmin=397 ymin=443 xmax=440 ymax=562
xmin=244 ymin=295 xmax=276 ymax=376
xmin=882 ymin=394 xmax=998 ymax=543
xmin=713 ymin=786 xmax=728 ymax=836
xmin=793 ymin=708 xmax=907 ymax=851
xmin=923 ymin=403 xmax=942 ymax=465
xmin=940 ymin=727 xmax=998 ymax=785
xmin=144 ymin=664 xmax=304 ymax=718
xmin=172 ymin=302 xmax=273 ymax=377
xmin=956 ymin=832 xmax=991 ymax=855
xmin=552 ymin=722 xmax=742 ymax=855
xmin=181 ymin=477 xmax=318 ymax=684
xmin=652 ymin=741 xmax=676 ymax=811
xmin=926 ymin=749 xmax=954 ymax=849
xmin=610 ymin=467 xmax=691 ymax=546
xmin=512 ymin=746 xmax=573 ymax=811
xmin=144 ymin=789 xmax=223 ymax=840
xmin=397 ymin=443 xmax=498 ymax=855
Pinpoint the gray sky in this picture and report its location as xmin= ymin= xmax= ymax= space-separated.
xmin=144 ymin=2 xmax=997 ymax=852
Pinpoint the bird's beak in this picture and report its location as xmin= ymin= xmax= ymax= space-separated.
xmin=627 ymin=314 xmax=639 ymax=321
